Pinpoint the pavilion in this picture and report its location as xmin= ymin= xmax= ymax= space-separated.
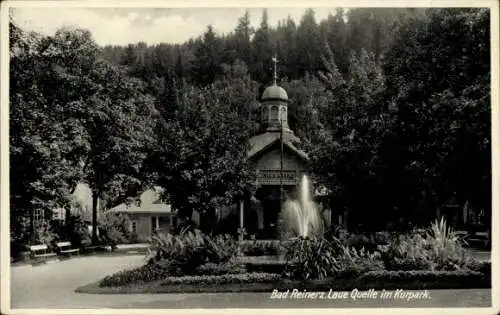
xmin=238 ymin=58 xmax=312 ymax=239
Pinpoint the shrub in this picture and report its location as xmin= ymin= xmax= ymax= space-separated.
xmin=425 ymin=217 xmax=467 ymax=269
xmin=32 ymin=221 xmax=59 ymax=250
xmin=53 ymin=215 xmax=91 ymax=248
xmin=381 ymin=218 xmax=471 ymax=271
xmin=335 ymin=246 xmax=385 ymax=277
xmin=195 ymin=262 xmax=246 ymax=276
xmin=358 ymin=269 xmax=484 ymax=283
xmin=344 ymin=233 xmax=376 ymax=250
xmin=10 ymin=216 xmax=32 ymax=260
xmin=282 ymin=236 xmax=345 ymax=280
xmin=238 ymin=258 xmax=287 ymax=274
xmin=160 ymin=272 xmax=281 ymax=286
xmin=208 ymin=234 xmax=239 ymax=262
xmin=148 ymin=229 xmax=238 ymax=275
xmin=98 ymin=212 xmax=133 ymax=248
xmin=240 ymin=240 xmax=281 ymax=256
xmin=467 ymin=260 xmax=491 ymax=277
xmin=374 ymin=231 xmax=391 ymax=245
xmin=386 ymin=257 xmax=433 ymax=271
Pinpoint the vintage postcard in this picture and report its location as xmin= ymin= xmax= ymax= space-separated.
xmin=1 ymin=0 xmax=498 ymax=314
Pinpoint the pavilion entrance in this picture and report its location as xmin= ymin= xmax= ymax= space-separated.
xmin=243 ymin=185 xmax=298 ymax=239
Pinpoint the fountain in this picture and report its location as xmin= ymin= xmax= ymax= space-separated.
xmin=279 ymin=175 xmax=324 ymax=239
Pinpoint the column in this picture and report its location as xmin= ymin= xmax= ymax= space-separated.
xmin=239 ymin=200 xmax=244 ymax=241
xmin=257 ymin=208 xmax=264 ymax=230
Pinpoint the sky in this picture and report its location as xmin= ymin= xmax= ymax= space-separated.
xmin=11 ymin=7 xmax=338 ymax=46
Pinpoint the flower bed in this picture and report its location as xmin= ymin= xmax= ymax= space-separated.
xmin=78 ymin=268 xmax=490 ymax=294
xmin=160 ymin=272 xmax=281 ymax=285
xmin=85 ymin=218 xmax=491 ymax=294
xmin=99 ymin=264 xmax=170 ymax=287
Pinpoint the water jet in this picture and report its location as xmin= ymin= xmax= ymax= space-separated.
xmin=279 ymin=175 xmax=324 ymax=239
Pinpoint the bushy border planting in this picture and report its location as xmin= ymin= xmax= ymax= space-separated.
xmin=83 ymin=219 xmax=491 ymax=294
xmin=100 ymin=264 xmax=170 ymax=287
xmin=239 ymin=240 xmax=282 ymax=256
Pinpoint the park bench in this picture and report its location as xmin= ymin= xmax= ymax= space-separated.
xmin=29 ymin=244 xmax=57 ymax=264
xmin=56 ymin=241 xmax=80 ymax=257
xmin=455 ymin=230 xmax=469 ymax=240
xmin=467 ymin=232 xmax=490 ymax=249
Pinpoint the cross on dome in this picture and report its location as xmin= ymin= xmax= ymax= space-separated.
xmin=272 ymin=56 xmax=278 ymax=86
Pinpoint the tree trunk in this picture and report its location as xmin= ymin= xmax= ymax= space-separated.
xmin=29 ymin=208 xmax=35 ymax=243
xmin=91 ymin=189 xmax=99 ymax=245
xmin=66 ymin=184 xmax=78 ymax=226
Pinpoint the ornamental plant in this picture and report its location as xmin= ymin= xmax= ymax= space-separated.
xmin=382 ymin=217 xmax=473 ymax=271
xmin=282 ymin=236 xmax=344 ymax=280
xmin=148 ymin=229 xmax=238 ymax=275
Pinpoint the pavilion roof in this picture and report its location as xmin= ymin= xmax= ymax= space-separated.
xmin=248 ymin=132 xmax=308 ymax=161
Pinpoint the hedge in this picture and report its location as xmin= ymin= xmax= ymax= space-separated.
xmin=160 ymin=272 xmax=281 ymax=286
xmin=242 ymin=260 xmax=288 ymax=274
xmin=355 ymin=270 xmax=489 ymax=289
xmin=278 ymin=270 xmax=491 ymax=291
xmin=195 ymin=262 xmax=247 ymax=276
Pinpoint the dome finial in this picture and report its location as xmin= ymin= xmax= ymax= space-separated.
xmin=272 ymin=55 xmax=278 ymax=86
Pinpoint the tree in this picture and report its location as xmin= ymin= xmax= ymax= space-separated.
xmin=281 ymin=74 xmax=327 ymax=143
xmin=311 ymin=44 xmax=391 ymax=231
xmin=68 ymin=59 xmax=157 ymax=243
xmin=252 ymin=9 xmax=274 ymax=84
xmin=320 ymin=8 xmax=349 ymax=73
xmin=10 ymin=24 xmax=158 ymax=244
xmin=234 ymin=11 xmax=254 ymax=66
xmin=153 ymin=61 xmax=257 ymax=233
xmin=273 ymin=15 xmax=298 ymax=79
xmin=296 ymin=9 xmax=322 ymax=77
xmin=193 ymin=25 xmax=222 ymax=86
xmin=382 ymin=8 xmax=490 ymax=226
xmin=9 ymin=24 xmax=97 ymax=241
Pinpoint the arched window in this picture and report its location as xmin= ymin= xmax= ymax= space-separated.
xmin=271 ymin=105 xmax=279 ymax=122
xmin=261 ymin=106 xmax=268 ymax=122
xmin=280 ymin=106 xmax=287 ymax=122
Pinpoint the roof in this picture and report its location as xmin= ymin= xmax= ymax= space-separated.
xmin=139 ymin=186 xmax=164 ymax=205
xmin=107 ymin=187 xmax=172 ymax=214
xmin=261 ymin=85 xmax=288 ymax=102
xmin=52 ymin=182 xmax=100 ymax=221
xmin=107 ymin=202 xmax=172 ymax=214
xmin=248 ymin=132 xmax=308 ymax=161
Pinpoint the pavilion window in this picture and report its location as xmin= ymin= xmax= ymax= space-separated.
xmin=130 ymin=221 xmax=138 ymax=233
xmin=270 ymin=106 xmax=279 ymax=122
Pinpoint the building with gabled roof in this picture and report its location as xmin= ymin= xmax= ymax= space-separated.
xmin=239 ymin=74 xmax=313 ymax=239
xmin=107 ymin=187 xmax=174 ymax=241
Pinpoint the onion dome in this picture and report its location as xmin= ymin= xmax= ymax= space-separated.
xmin=261 ymin=84 xmax=288 ymax=102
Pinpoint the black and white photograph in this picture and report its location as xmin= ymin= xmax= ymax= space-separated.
xmin=1 ymin=0 xmax=498 ymax=313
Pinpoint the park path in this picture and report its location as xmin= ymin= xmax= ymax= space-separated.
xmin=10 ymin=254 xmax=492 ymax=309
